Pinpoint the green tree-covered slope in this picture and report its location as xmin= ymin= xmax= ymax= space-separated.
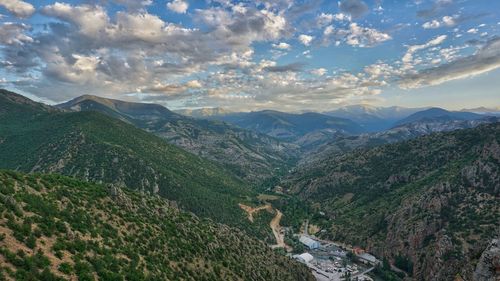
xmin=284 ymin=123 xmax=500 ymax=281
xmin=57 ymin=95 xmax=297 ymax=182
xmin=0 ymin=90 xmax=253 ymax=230
xmin=0 ymin=170 xmax=314 ymax=280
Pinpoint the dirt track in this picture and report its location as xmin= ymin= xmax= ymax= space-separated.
xmin=238 ymin=203 xmax=272 ymax=222
xmin=239 ymin=203 xmax=290 ymax=250
xmin=270 ymin=209 xmax=287 ymax=248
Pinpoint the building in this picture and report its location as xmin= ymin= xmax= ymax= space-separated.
xmin=293 ymin=253 xmax=314 ymax=264
xmin=299 ymin=235 xmax=320 ymax=249
xmin=357 ymin=253 xmax=381 ymax=266
xmin=352 ymin=246 xmax=365 ymax=255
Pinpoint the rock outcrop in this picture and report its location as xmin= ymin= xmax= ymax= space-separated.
xmin=474 ymin=239 xmax=500 ymax=281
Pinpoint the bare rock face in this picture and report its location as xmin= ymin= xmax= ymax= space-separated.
xmin=473 ymin=239 xmax=500 ymax=281
xmin=109 ymin=184 xmax=130 ymax=207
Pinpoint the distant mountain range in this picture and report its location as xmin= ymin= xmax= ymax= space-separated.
xmin=300 ymin=116 xmax=499 ymax=165
xmin=180 ymin=104 xmax=499 ymax=134
xmin=205 ymin=110 xmax=364 ymax=141
xmin=461 ymin=106 xmax=500 ymax=115
xmin=323 ymin=104 xmax=426 ymax=132
xmin=58 ymin=95 xmax=297 ymax=182
xmin=175 ymin=107 xmax=233 ymax=117
xmin=394 ymin=107 xmax=484 ymax=126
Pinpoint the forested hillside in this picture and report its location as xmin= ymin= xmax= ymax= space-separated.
xmin=285 ymin=123 xmax=500 ymax=280
xmin=58 ymin=95 xmax=297 ymax=182
xmin=0 ymin=171 xmax=314 ymax=280
xmin=0 ymin=90 xmax=253 ymax=230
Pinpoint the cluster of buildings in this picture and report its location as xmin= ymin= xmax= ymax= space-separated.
xmin=292 ymin=235 xmax=380 ymax=280
xmin=299 ymin=235 xmax=321 ymax=249
xmin=352 ymin=246 xmax=380 ymax=266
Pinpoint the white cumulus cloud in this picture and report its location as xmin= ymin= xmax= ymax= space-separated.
xmin=167 ymin=0 xmax=189 ymax=14
xmin=298 ymin=34 xmax=314 ymax=46
xmin=0 ymin=0 xmax=35 ymax=18
xmin=272 ymin=42 xmax=291 ymax=50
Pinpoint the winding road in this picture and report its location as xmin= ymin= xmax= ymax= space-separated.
xmin=239 ymin=203 xmax=290 ymax=250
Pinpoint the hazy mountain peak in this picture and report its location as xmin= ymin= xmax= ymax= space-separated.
xmin=175 ymin=107 xmax=233 ymax=117
xmin=461 ymin=106 xmax=500 ymax=114
xmin=323 ymin=104 xmax=427 ymax=132
xmin=0 ymin=89 xmax=56 ymax=114
xmin=395 ymin=107 xmax=484 ymax=126
xmin=58 ymin=94 xmax=176 ymax=120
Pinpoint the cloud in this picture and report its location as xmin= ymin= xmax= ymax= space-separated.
xmin=311 ymin=68 xmax=327 ymax=76
xmin=316 ymin=13 xmax=334 ymax=27
xmin=263 ymin=62 xmax=305 ymax=72
xmin=442 ymin=15 xmax=456 ymax=26
xmin=324 ymin=25 xmax=334 ymax=36
xmin=333 ymin=13 xmax=351 ymax=21
xmin=272 ymin=42 xmax=291 ymax=50
xmin=140 ymin=80 xmax=201 ymax=97
xmin=422 ymin=20 xmax=441 ymax=29
xmin=167 ymin=0 xmax=189 ymax=14
xmin=400 ymin=37 xmax=500 ymax=89
xmin=0 ymin=22 xmax=33 ymax=45
xmin=0 ymin=0 xmax=495 ymax=111
xmin=4 ymin=2 xmax=296 ymax=104
xmin=422 ymin=15 xmax=467 ymax=29
xmin=298 ymin=34 xmax=314 ymax=46
xmin=401 ymin=35 xmax=447 ymax=69
xmin=0 ymin=0 xmax=35 ymax=18
xmin=339 ymin=23 xmax=391 ymax=47
xmin=112 ymin=0 xmax=153 ymax=10
xmin=185 ymin=80 xmax=202 ymax=88
xmin=287 ymin=0 xmax=322 ymax=20
xmin=195 ymin=6 xmax=289 ymax=46
xmin=41 ymin=3 xmax=110 ymax=38
xmin=322 ymin=22 xmax=391 ymax=48
xmin=339 ymin=0 xmax=369 ymax=19
xmin=417 ymin=0 xmax=453 ymax=18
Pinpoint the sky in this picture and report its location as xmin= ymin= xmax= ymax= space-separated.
xmin=0 ymin=0 xmax=499 ymax=112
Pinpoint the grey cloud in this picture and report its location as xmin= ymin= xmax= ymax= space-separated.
xmin=323 ymin=23 xmax=391 ymax=48
xmin=288 ymin=0 xmax=323 ymax=19
xmin=0 ymin=44 xmax=38 ymax=72
xmin=339 ymin=0 xmax=369 ymax=19
xmin=263 ymin=62 xmax=306 ymax=72
xmin=416 ymin=0 xmax=453 ymax=18
xmin=400 ymin=37 xmax=500 ymax=89
xmin=0 ymin=22 xmax=32 ymax=45
xmin=0 ymin=1 xmax=408 ymax=111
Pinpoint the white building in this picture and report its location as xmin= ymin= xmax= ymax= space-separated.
xmin=357 ymin=253 xmax=380 ymax=266
xmin=299 ymin=235 xmax=320 ymax=249
xmin=293 ymin=253 xmax=314 ymax=264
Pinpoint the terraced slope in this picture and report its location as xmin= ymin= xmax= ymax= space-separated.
xmin=284 ymin=123 xmax=500 ymax=280
xmin=0 ymin=171 xmax=314 ymax=280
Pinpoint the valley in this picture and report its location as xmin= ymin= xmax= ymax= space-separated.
xmin=1 ymin=0 xmax=500 ymax=279
xmin=1 ymin=89 xmax=499 ymax=281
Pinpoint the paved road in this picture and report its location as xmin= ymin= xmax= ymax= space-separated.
xmin=356 ymin=266 xmax=375 ymax=276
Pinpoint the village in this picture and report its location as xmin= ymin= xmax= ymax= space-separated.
xmin=239 ymin=201 xmax=382 ymax=281
xmin=291 ymin=233 xmax=380 ymax=281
